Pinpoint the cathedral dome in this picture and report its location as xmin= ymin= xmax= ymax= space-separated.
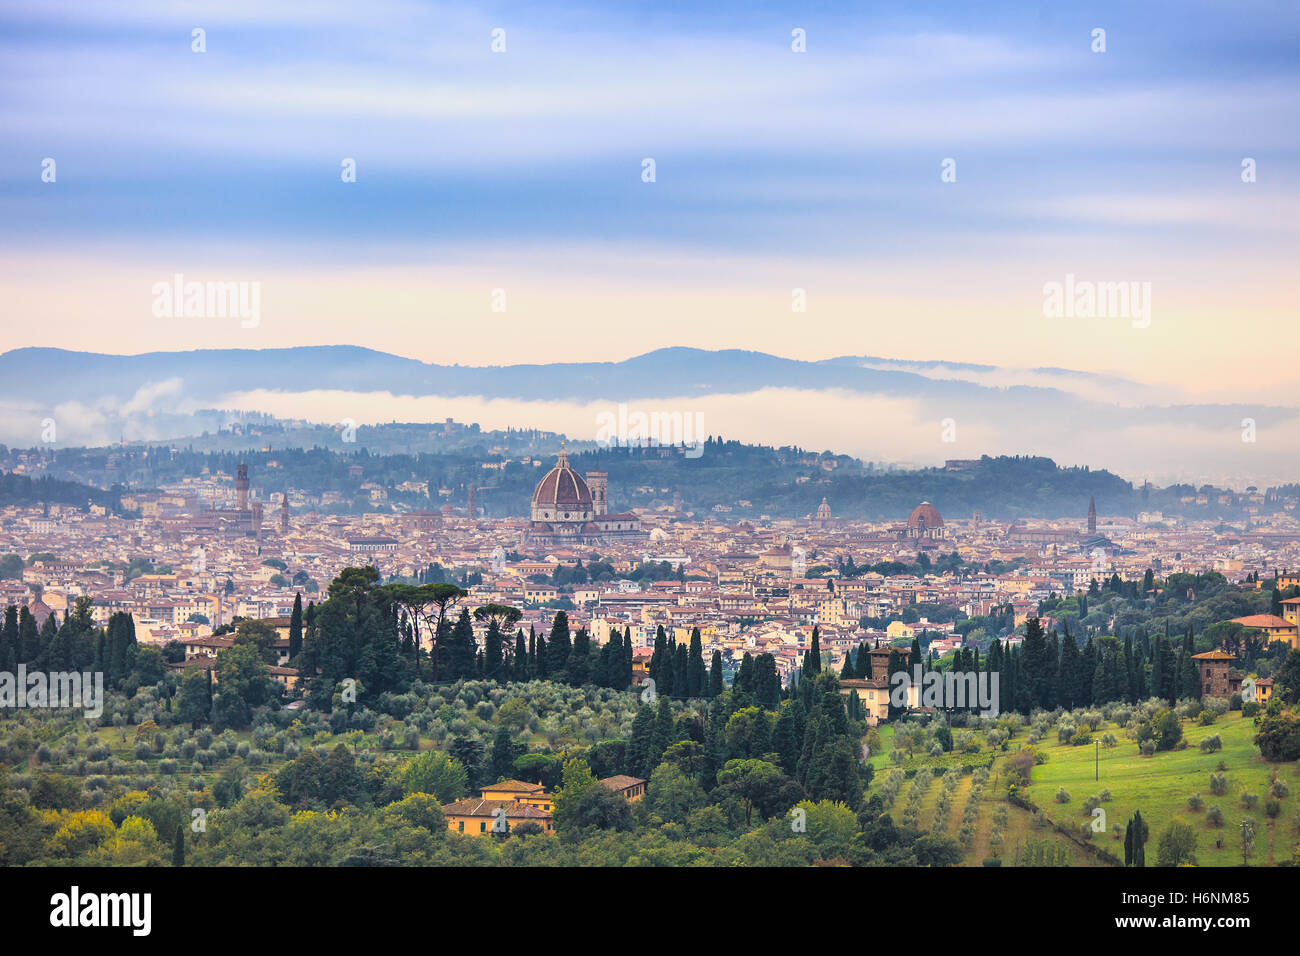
xmin=531 ymin=449 xmax=594 ymax=522
xmin=907 ymin=501 xmax=944 ymax=531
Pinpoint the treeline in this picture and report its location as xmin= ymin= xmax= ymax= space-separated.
xmin=295 ymin=567 xmax=726 ymax=707
xmin=860 ymin=617 xmax=1280 ymax=718
xmin=0 ymin=600 xmax=157 ymax=691
xmin=0 ymin=471 xmax=123 ymax=513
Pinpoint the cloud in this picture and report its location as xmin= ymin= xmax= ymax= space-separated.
xmin=211 ymin=385 xmax=1300 ymax=487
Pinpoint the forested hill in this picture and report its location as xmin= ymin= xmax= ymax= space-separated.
xmin=0 ymin=471 xmax=125 ymax=513
xmin=5 ymin=438 xmax=1286 ymax=522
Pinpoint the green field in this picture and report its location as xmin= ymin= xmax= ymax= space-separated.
xmin=1020 ymin=711 xmax=1294 ymax=866
xmin=868 ymin=720 xmax=1101 ymax=866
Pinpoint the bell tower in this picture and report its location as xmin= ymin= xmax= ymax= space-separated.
xmin=586 ymin=470 xmax=608 ymax=516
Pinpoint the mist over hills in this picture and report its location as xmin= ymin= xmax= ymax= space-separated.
xmin=0 ymin=345 xmax=1294 ymax=488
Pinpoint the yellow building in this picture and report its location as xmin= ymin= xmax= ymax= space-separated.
xmin=1253 ymin=677 xmax=1273 ymax=706
xmin=838 ymin=678 xmax=891 ymax=726
xmin=443 ymin=780 xmax=555 ymax=836
xmin=1282 ymin=597 xmax=1300 ymax=631
xmin=480 ymin=780 xmax=553 ymax=812
xmin=1230 ymin=614 xmax=1299 ymax=649
xmin=886 ymin=621 xmax=915 ymax=641
xmin=600 ymin=775 xmax=647 ymax=801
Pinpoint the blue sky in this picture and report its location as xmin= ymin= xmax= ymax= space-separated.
xmin=1 ymin=0 xmax=1297 ymax=402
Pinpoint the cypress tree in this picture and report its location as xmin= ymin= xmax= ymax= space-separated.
xmin=173 ymin=824 xmax=185 ymax=867
xmin=1180 ymin=632 xmax=1200 ymax=700
xmin=514 ymin=630 xmax=527 ymax=681
xmin=484 ymin=620 xmax=504 ymax=681
xmin=549 ymin=611 xmax=572 ymax=673
xmin=709 ymin=650 xmax=724 ymax=698
xmin=807 ymin=626 xmax=822 ymax=675
xmin=649 ymin=697 xmax=674 ymax=769
xmin=687 ymin=627 xmax=706 ymax=697
xmin=755 ymin=653 xmax=781 ymax=709
xmin=0 ymin=604 xmax=16 ymax=672
xmin=1171 ymin=636 xmax=1186 ymax=706
xmin=288 ymin=593 xmax=303 ymax=660
xmin=623 ymin=627 xmax=634 ymax=689
xmin=628 ymin=704 xmax=655 ymax=777
xmin=734 ymin=652 xmax=754 ymax=695
xmin=649 ymin=625 xmax=667 ymax=688
xmin=673 ymin=643 xmax=688 ymax=697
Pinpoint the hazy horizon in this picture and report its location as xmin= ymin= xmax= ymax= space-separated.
xmin=2 ymin=0 xmax=1297 ymax=485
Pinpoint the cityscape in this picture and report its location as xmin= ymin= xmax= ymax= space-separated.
xmin=0 ymin=0 xmax=1297 ymax=932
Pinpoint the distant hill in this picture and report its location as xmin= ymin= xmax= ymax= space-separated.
xmin=0 ymin=346 xmax=1295 ymax=487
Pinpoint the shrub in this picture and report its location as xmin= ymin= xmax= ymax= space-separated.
xmin=1210 ymin=772 xmax=1228 ymax=796
xmin=1255 ymin=711 xmax=1300 ymax=762
xmin=1240 ymin=791 xmax=1259 ymax=810
xmin=1055 ymin=787 xmax=1070 ymax=804
xmin=1187 ymin=794 xmax=1204 ymax=812
xmin=1137 ymin=708 xmax=1182 ymax=752
xmin=1207 ymin=805 xmax=1224 ymax=827
xmin=1266 ymin=799 xmax=1281 ymax=819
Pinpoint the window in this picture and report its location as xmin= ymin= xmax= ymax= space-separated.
xmin=457 ymin=821 xmax=464 ymax=832
xmin=480 ymin=822 xmax=487 ymax=833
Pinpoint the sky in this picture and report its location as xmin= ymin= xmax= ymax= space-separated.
xmin=1 ymin=0 xmax=1298 ymax=412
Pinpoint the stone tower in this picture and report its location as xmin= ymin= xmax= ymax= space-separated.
xmin=235 ymin=463 xmax=250 ymax=512
xmin=586 ymin=470 xmax=608 ymax=516
xmin=1087 ymin=496 xmax=1097 ymax=534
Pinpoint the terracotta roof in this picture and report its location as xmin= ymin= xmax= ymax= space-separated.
xmin=481 ymin=779 xmax=544 ymax=794
xmin=600 ymin=775 xmax=646 ymax=791
xmin=440 ymin=798 xmax=510 ymax=817
xmin=440 ymin=797 xmax=552 ymax=820
xmin=838 ymin=677 xmax=889 ymax=690
xmin=505 ymin=805 xmax=552 ymax=819
xmin=1230 ymin=614 xmax=1295 ymax=629
xmin=1191 ymin=649 xmax=1235 ymax=660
